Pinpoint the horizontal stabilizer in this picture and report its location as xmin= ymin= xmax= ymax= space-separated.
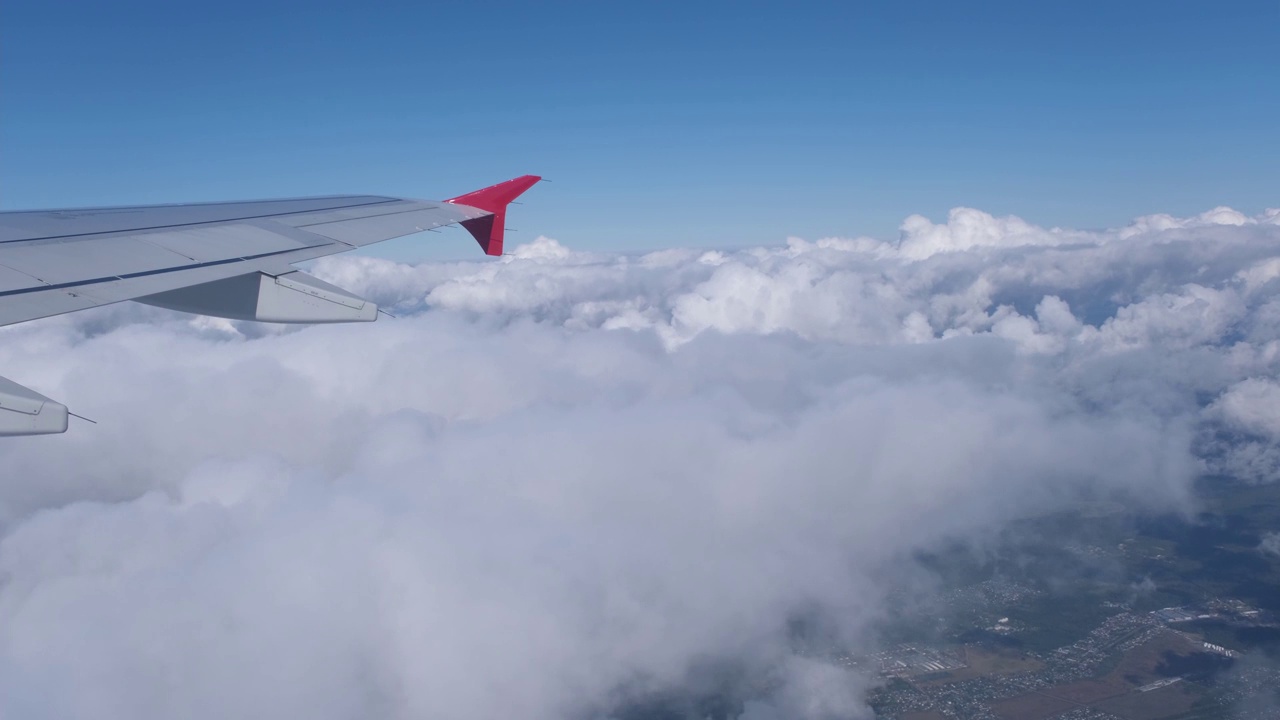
xmin=444 ymin=175 xmax=541 ymax=256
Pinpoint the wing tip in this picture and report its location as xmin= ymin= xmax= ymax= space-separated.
xmin=444 ymin=175 xmax=542 ymax=213
xmin=445 ymin=175 xmax=542 ymax=256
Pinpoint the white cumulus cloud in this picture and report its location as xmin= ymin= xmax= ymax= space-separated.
xmin=0 ymin=204 xmax=1278 ymax=718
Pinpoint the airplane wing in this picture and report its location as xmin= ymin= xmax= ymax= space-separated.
xmin=0 ymin=174 xmax=540 ymax=435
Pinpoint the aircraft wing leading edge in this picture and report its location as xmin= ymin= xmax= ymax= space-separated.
xmin=0 ymin=174 xmax=541 ymax=435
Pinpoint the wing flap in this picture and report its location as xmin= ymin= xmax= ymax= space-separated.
xmin=0 ymin=264 xmax=45 ymax=293
xmin=58 ymin=253 xmax=302 ymax=304
xmin=0 ymin=236 xmax=194 ymax=284
xmin=0 ymin=255 xmax=302 ymax=327
xmin=0 ymin=289 xmax=103 ymax=327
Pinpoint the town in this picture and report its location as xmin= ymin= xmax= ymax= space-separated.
xmin=865 ymin=597 xmax=1279 ymax=719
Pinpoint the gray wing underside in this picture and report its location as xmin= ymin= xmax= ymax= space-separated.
xmin=0 ymin=195 xmax=491 ymax=327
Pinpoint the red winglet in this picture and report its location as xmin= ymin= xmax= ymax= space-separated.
xmin=444 ymin=175 xmax=542 ymax=256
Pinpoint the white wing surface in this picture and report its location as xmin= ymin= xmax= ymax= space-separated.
xmin=0 ymin=174 xmax=541 ymax=435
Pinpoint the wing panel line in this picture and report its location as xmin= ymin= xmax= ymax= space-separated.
xmin=293 ymin=203 xmax=446 ymax=229
xmin=0 ymin=197 xmax=401 ymax=245
xmin=0 ymin=248 xmax=306 ymax=298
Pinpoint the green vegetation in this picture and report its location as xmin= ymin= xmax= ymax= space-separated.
xmin=1007 ymin=591 xmax=1117 ymax=653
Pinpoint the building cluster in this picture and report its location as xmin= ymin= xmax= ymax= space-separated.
xmin=940 ymin=579 xmax=1041 ymax=611
xmin=1050 ymin=709 xmax=1125 ymax=720
xmin=873 ymin=645 xmax=965 ymax=678
xmin=1152 ymin=599 xmax=1274 ymax=626
xmin=1041 ymin=612 xmax=1162 ymax=683
xmin=870 ymin=610 xmax=1193 ymax=719
xmin=869 ymin=593 xmax=1280 ymax=718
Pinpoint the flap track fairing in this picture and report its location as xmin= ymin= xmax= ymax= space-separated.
xmin=135 ymin=270 xmax=377 ymax=323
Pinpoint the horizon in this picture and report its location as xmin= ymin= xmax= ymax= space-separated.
xmin=3 ymin=1 xmax=1276 ymax=255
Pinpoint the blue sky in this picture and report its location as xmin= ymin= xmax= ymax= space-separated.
xmin=3 ymin=1 xmax=1276 ymax=259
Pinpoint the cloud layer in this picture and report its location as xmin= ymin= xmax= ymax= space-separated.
xmin=0 ymin=204 xmax=1278 ymax=719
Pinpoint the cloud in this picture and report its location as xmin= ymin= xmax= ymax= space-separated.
xmin=1261 ymin=532 xmax=1280 ymax=557
xmin=0 ymin=204 xmax=1278 ymax=718
xmin=1210 ymin=378 xmax=1280 ymax=440
xmin=897 ymin=207 xmax=1076 ymax=259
